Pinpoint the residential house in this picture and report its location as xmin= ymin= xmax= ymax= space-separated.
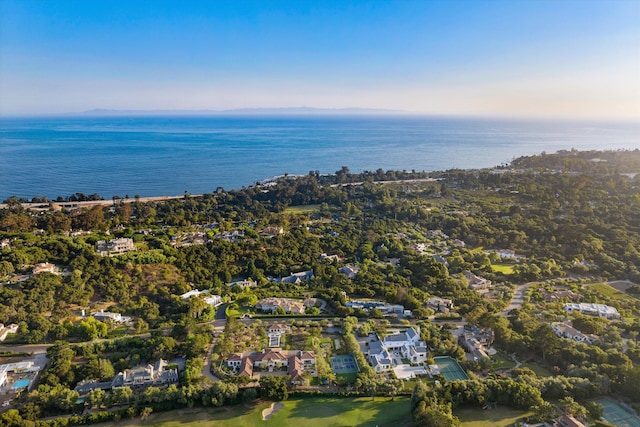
xmin=261 ymin=226 xmax=284 ymax=236
xmin=339 ymin=265 xmax=360 ymax=279
xmin=227 ymin=280 xmax=257 ymax=289
xmin=112 ymin=359 xmax=178 ymax=389
xmin=366 ymin=327 xmax=428 ymax=372
xmin=32 ymin=262 xmax=59 ymax=275
xmin=319 ymin=253 xmax=340 ymax=263
xmin=427 ymin=297 xmax=454 ymax=313
xmin=462 ymin=270 xmax=492 ymax=290
xmin=91 ymin=310 xmax=130 ymax=324
xmin=0 ymin=324 xmax=18 ymax=341
xmin=271 ymin=270 xmax=314 ymax=284
xmin=367 ymin=341 xmax=393 ymax=373
xmin=551 ymin=321 xmax=600 ymax=344
xmin=555 ymin=415 xmax=587 ymax=427
xmin=96 ymin=238 xmax=136 ymax=256
xmin=458 ymin=326 xmax=495 ymax=360
xmin=267 ymin=323 xmax=289 ymax=335
xmin=563 ymin=303 xmax=620 ymax=319
xmin=226 ymin=349 xmax=315 ymax=383
xmin=256 ymin=297 xmax=306 ymax=314
xmin=180 ymin=289 xmax=222 ymax=307
xmin=540 ymin=289 xmax=582 ymax=303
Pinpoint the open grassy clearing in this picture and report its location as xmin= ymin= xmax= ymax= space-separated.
xmin=491 ymin=353 xmax=516 ymax=370
xmin=491 ymin=263 xmax=515 ymax=275
xmin=90 ymin=396 xmax=411 ymax=427
xmin=590 ymin=283 xmax=638 ymax=301
xmin=455 ymin=405 xmax=532 ymax=427
xmin=284 ymin=204 xmax=321 ymax=214
xmin=522 ymin=362 xmax=552 ymax=377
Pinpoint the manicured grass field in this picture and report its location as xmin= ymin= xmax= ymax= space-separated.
xmin=455 ymin=405 xmax=532 ymax=427
xmin=96 ymin=396 xmax=411 ymax=427
xmin=491 ymin=263 xmax=515 ymax=275
xmin=522 ymin=362 xmax=552 ymax=377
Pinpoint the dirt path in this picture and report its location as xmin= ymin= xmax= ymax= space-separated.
xmin=262 ymin=402 xmax=284 ymax=420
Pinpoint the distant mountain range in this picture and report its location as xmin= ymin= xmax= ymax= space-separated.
xmin=73 ymin=107 xmax=408 ymax=116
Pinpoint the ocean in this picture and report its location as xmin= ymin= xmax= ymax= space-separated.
xmin=1 ymin=115 xmax=639 ymax=200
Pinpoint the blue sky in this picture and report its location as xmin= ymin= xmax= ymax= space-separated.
xmin=1 ymin=0 xmax=638 ymax=118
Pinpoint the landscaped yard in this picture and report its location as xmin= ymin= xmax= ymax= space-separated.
xmin=455 ymin=405 xmax=532 ymax=427
xmin=491 ymin=263 xmax=515 ymax=275
xmin=92 ymin=396 xmax=412 ymax=427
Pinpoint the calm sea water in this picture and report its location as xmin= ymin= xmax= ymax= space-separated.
xmin=1 ymin=115 xmax=639 ymax=200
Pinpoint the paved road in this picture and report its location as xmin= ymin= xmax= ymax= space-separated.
xmin=502 ymin=283 xmax=532 ymax=316
xmin=0 ymin=343 xmax=53 ymax=354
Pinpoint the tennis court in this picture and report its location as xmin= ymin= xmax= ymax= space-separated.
xmin=434 ymin=356 xmax=469 ymax=381
xmin=330 ymin=354 xmax=359 ymax=375
xmin=600 ymin=399 xmax=640 ymax=427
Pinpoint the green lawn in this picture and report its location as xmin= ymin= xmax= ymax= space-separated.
xmin=522 ymin=362 xmax=552 ymax=377
xmin=284 ymin=204 xmax=321 ymax=214
xmin=491 ymin=353 xmax=516 ymax=370
xmin=491 ymin=263 xmax=515 ymax=275
xmin=590 ymin=283 xmax=638 ymax=301
xmin=96 ymin=397 xmax=411 ymax=427
xmin=455 ymin=405 xmax=532 ymax=427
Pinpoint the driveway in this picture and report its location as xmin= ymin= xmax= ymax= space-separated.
xmin=502 ymin=283 xmax=532 ymax=316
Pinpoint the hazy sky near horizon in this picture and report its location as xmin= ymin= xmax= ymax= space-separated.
xmin=1 ymin=0 xmax=639 ymax=119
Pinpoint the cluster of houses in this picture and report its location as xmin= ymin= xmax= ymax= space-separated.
xmin=75 ymin=359 xmax=179 ymax=395
xmin=563 ymin=303 xmax=621 ymax=319
xmin=170 ymin=232 xmax=207 ymax=247
xmin=96 ymin=238 xmax=136 ymax=256
xmin=255 ymin=297 xmax=307 ymax=314
xmin=365 ymin=327 xmax=428 ymax=373
xmin=226 ymin=348 xmax=316 ymax=385
xmin=551 ymin=321 xmax=600 ymax=345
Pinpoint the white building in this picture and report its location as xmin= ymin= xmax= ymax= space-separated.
xmin=180 ymin=289 xmax=222 ymax=307
xmin=366 ymin=327 xmax=428 ymax=372
xmin=551 ymin=322 xmax=600 ymax=344
xmin=0 ymin=324 xmax=18 ymax=341
xmin=91 ymin=310 xmax=130 ymax=324
xmin=563 ymin=303 xmax=620 ymax=319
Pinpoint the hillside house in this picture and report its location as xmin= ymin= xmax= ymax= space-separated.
xmin=563 ymin=303 xmax=620 ymax=319
xmin=96 ymin=238 xmax=136 ymax=256
xmin=462 ymin=270 xmax=492 ymax=290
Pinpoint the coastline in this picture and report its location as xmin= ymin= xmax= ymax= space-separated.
xmin=0 ymin=194 xmax=203 ymax=212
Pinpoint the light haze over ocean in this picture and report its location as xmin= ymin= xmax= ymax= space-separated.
xmin=1 ymin=116 xmax=639 ymax=201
